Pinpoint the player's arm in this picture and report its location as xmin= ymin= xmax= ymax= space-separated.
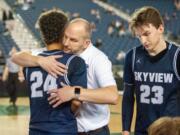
xmin=71 ymin=100 xmax=82 ymax=114
xmin=168 ymin=48 xmax=180 ymax=116
xmin=122 ymin=50 xmax=135 ymax=135
xmin=2 ymin=65 xmax=8 ymax=81
xmin=177 ymin=50 xmax=180 ymax=115
xmin=177 ymin=49 xmax=180 ymax=77
xmin=12 ymin=51 xmax=67 ymax=77
xmin=122 ymin=84 xmax=135 ymax=135
xmin=66 ymin=56 xmax=87 ymax=113
xmin=18 ymin=66 xmax=25 ymax=82
xmin=48 ymin=55 xmax=119 ymax=107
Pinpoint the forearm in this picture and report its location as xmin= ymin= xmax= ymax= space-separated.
xmin=79 ymin=85 xmax=119 ymax=105
xmin=48 ymin=85 xmax=119 ymax=108
xmin=2 ymin=66 xmax=8 ymax=81
xmin=12 ymin=51 xmax=40 ymax=67
xmin=122 ymin=84 xmax=135 ymax=131
xmin=71 ymin=100 xmax=81 ymax=114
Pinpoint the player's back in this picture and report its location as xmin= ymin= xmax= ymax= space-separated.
xmin=24 ymin=50 xmax=87 ymax=134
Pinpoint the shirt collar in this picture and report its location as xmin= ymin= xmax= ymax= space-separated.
xmin=79 ymin=43 xmax=93 ymax=59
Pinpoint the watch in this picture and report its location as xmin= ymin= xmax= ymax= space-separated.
xmin=74 ymin=87 xmax=81 ymax=99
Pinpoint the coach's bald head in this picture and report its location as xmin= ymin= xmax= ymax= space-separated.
xmin=68 ymin=18 xmax=92 ymax=39
xmin=63 ymin=18 xmax=92 ymax=54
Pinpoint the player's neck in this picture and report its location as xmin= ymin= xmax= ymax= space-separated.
xmin=46 ymin=43 xmax=63 ymax=51
xmin=148 ymin=39 xmax=167 ymax=56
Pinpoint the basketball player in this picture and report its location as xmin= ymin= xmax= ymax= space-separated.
xmin=122 ymin=6 xmax=180 ymax=135
xmin=24 ymin=9 xmax=87 ymax=135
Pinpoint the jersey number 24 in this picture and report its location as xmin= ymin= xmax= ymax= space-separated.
xmin=30 ymin=71 xmax=58 ymax=98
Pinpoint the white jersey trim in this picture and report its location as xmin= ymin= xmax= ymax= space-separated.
xmin=173 ymin=47 xmax=180 ymax=81
xmin=64 ymin=55 xmax=77 ymax=85
xmin=40 ymin=51 xmax=63 ymax=56
xmin=132 ymin=47 xmax=136 ymax=73
xmin=124 ymin=82 xmax=134 ymax=86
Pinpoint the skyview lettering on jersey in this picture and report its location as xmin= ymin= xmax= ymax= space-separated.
xmin=134 ymin=72 xmax=173 ymax=83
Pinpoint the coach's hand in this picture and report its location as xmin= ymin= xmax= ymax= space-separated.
xmin=38 ymin=55 xmax=67 ymax=78
xmin=48 ymin=85 xmax=75 ymax=108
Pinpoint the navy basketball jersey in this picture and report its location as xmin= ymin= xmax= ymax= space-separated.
xmin=24 ymin=50 xmax=87 ymax=134
xmin=124 ymin=43 xmax=180 ymax=135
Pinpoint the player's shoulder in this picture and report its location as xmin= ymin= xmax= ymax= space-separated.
xmin=168 ymin=42 xmax=180 ymax=51
xmin=39 ymin=50 xmax=63 ymax=56
xmin=31 ymin=47 xmax=46 ymax=56
xmin=51 ymin=52 xmax=85 ymax=68
xmin=125 ymin=45 xmax=140 ymax=57
xmin=165 ymin=42 xmax=180 ymax=58
xmin=68 ymin=55 xmax=86 ymax=73
xmin=169 ymin=42 xmax=179 ymax=47
xmin=69 ymin=55 xmax=85 ymax=65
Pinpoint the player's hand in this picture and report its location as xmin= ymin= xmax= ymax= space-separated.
xmin=48 ymin=85 xmax=75 ymax=108
xmin=2 ymin=74 xmax=7 ymax=82
xmin=18 ymin=70 xmax=25 ymax=82
xmin=71 ymin=100 xmax=81 ymax=116
xmin=37 ymin=55 xmax=67 ymax=78
xmin=18 ymin=76 xmax=25 ymax=82
xmin=122 ymin=131 xmax=130 ymax=135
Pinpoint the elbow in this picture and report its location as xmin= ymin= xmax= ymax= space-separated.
xmin=110 ymin=93 xmax=119 ymax=105
xmin=107 ymin=86 xmax=119 ymax=105
xmin=11 ymin=54 xmax=18 ymax=63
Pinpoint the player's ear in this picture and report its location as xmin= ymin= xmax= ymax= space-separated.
xmin=158 ymin=24 xmax=164 ymax=34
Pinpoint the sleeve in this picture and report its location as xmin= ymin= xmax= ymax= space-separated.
xmin=177 ymin=50 xmax=180 ymax=77
xmin=31 ymin=47 xmax=46 ymax=56
xmin=23 ymin=67 xmax=28 ymax=80
xmin=122 ymin=84 xmax=135 ymax=131
xmin=94 ymin=54 xmax=116 ymax=87
xmin=122 ymin=50 xmax=135 ymax=131
xmin=67 ymin=56 xmax=87 ymax=88
xmin=123 ymin=50 xmax=134 ymax=84
xmin=177 ymin=50 xmax=180 ymax=115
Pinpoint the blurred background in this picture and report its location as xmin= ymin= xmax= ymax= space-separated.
xmin=0 ymin=0 xmax=179 ymax=135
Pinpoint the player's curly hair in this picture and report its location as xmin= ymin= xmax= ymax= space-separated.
xmin=148 ymin=117 xmax=180 ymax=135
xmin=130 ymin=6 xmax=164 ymax=36
xmin=38 ymin=9 xmax=68 ymax=45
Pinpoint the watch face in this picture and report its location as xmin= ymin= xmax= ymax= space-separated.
xmin=75 ymin=87 xmax=80 ymax=94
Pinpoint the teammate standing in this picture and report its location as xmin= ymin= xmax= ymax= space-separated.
xmin=2 ymin=47 xmax=20 ymax=107
xmin=122 ymin=6 xmax=180 ymax=135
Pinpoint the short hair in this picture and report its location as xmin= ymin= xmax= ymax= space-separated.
xmin=148 ymin=117 xmax=179 ymax=135
xmin=69 ymin=18 xmax=92 ymax=39
xmin=38 ymin=9 xmax=68 ymax=45
xmin=129 ymin=6 xmax=164 ymax=36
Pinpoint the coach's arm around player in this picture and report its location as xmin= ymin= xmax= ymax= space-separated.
xmin=48 ymin=84 xmax=118 ymax=108
xmin=11 ymin=51 xmax=67 ymax=77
